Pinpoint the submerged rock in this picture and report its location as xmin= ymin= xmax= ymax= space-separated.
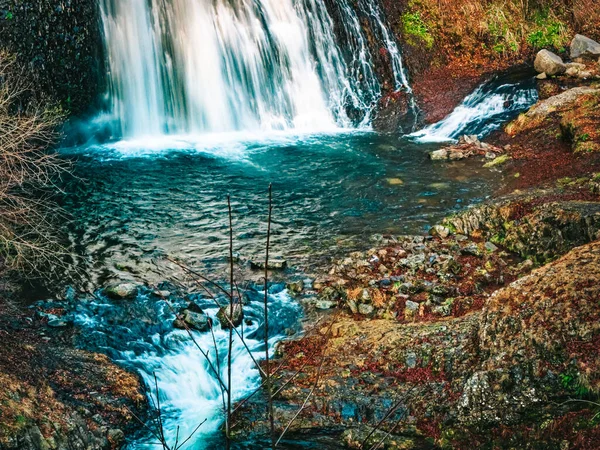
xmin=103 ymin=283 xmax=138 ymax=300
xmin=534 ymin=49 xmax=566 ymax=76
xmin=570 ymin=34 xmax=600 ymax=59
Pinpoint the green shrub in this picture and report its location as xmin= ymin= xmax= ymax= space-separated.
xmin=402 ymin=12 xmax=434 ymax=49
xmin=526 ymin=11 xmax=568 ymax=50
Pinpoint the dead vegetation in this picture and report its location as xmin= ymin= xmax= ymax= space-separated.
xmin=0 ymin=52 xmax=68 ymax=276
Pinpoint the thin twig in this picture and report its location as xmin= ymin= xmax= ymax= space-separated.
xmin=264 ymin=183 xmax=276 ymax=449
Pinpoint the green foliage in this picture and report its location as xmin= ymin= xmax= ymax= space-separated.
xmin=560 ymin=371 xmax=592 ymax=398
xmin=526 ymin=11 xmax=568 ymax=51
xmin=14 ymin=415 xmax=26 ymax=426
xmin=402 ymin=12 xmax=434 ymax=49
xmin=3 ymin=11 xmax=13 ymax=20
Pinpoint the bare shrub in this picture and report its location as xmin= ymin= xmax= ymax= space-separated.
xmin=0 ymin=52 xmax=69 ymax=275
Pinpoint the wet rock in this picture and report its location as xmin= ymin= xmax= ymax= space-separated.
xmin=570 ymin=34 xmax=600 ymax=59
xmin=534 ymin=49 xmax=566 ymax=76
xmin=153 ymin=290 xmax=171 ymax=299
xmin=372 ymin=90 xmax=417 ymax=134
xmin=216 ymin=303 xmax=244 ymax=329
xmin=250 ymin=258 xmax=287 ymax=270
xmin=173 ymin=309 xmax=211 ymax=332
xmin=183 ymin=302 xmax=203 ymax=314
xmin=286 ymin=280 xmax=304 ymax=294
xmin=103 ymin=283 xmax=138 ymax=300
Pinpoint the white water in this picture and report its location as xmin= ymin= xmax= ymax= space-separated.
xmin=411 ymin=79 xmax=538 ymax=143
xmin=73 ymin=288 xmax=301 ymax=449
xmin=100 ymin=0 xmax=412 ymax=139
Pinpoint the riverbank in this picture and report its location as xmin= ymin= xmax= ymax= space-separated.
xmin=233 ymin=43 xmax=600 ymax=448
xmin=0 ymin=300 xmax=146 ymax=450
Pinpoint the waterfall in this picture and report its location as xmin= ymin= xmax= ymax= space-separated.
xmin=410 ymin=74 xmax=538 ymax=143
xmin=100 ymin=0 xmax=410 ymax=139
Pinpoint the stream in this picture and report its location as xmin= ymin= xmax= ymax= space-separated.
xmin=45 ymin=0 xmax=540 ymax=447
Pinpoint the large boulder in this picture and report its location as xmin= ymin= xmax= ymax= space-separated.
xmin=534 ymin=49 xmax=566 ymax=76
xmin=570 ymin=34 xmax=600 ymax=59
xmin=459 ymin=242 xmax=600 ymax=424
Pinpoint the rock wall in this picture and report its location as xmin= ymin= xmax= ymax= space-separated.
xmin=0 ymin=0 xmax=103 ymax=114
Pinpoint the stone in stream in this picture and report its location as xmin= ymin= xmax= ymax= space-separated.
xmin=216 ymin=303 xmax=244 ymax=329
xmin=103 ymin=283 xmax=138 ymax=300
xmin=534 ymin=49 xmax=566 ymax=76
xmin=47 ymin=316 xmax=71 ymax=328
xmin=570 ymin=34 xmax=600 ymax=59
xmin=173 ymin=308 xmax=212 ymax=332
xmin=250 ymin=258 xmax=287 ymax=270
xmin=286 ymin=280 xmax=304 ymax=295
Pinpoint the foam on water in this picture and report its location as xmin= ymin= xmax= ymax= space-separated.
xmin=411 ymin=76 xmax=538 ymax=143
xmin=72 ymin=287 xmax=301 ymax=449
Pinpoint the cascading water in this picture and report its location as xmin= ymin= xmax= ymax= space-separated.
xmin=411 ymin=72 xmax=539 ymax=143
xmin=99 ymin=0 xmax=412 ymax=139
xmin=66 ymin=285 xmax=302 ymax=449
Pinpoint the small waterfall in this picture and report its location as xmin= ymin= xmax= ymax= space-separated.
xmin=411 ymin=74 xmax=538 ymax=143
xmin=356 ymin=0 xmax=411 ymax=92
xmin=69 ymin=286 xmax=302 ymax=449
xmin=100 ymin=0 xmax=411 ymax=139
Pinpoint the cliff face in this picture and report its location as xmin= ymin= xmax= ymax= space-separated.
xmin=0 ymin=0 xmax=103 ymax=114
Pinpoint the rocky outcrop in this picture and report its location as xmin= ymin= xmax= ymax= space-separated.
xmin=570 ymin=34 xmax=600 ymax=59
xmin=0 ymin=0 xmax=103 ymax=113
xmin=534 ymin=49 xmax=566 ymax=76
xmin=460 ymin=241 xmax=600 ymax=424
xmin=445 ymin=194 xmax=600 ymax=264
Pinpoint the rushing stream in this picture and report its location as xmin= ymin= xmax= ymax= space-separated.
xmin=50 ymin=0 xmax=539 ymax=447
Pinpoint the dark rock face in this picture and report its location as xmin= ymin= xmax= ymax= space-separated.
xmin=371 ymin=89 xmax=417 ymax=133
xmin=0 ymin=0 xmax=103 ymax=113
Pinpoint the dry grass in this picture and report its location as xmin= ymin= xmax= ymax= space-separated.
xmin=400 ymin=0 xmax=579 ymax=70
